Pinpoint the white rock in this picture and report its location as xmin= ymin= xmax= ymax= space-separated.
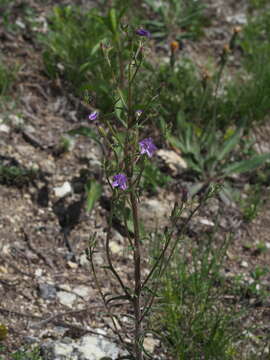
xmin=226 ymin=14 xmax=247 ymax=25
xmin=241 ymin=260 xmax=249 ymax=268
xmin=54 ymin=181 xmax=72 ymax=198
xmin=109 ymin=241 xmax=122 ymax=254
xmin=143 ymin=336 xmax=159 ymax=353
xmin=78 ymin=335 xmax=120 ymax=359
xmin=73 ymin=285 xmax=92 ymax=300
xmin=42 ymin=335 xmax=121 ymax=360
xmin=157 ymin=149 xmax=187 ymax=176
xmin=79 ymin=253 xmax=89 ymax=267
xmin=0 ymin=124 xmax=10 ymax=133
xmin=53 ymin=342 xmax=74 ymax=357
xmin=15 ymin=19 xmax=26 ymax=29
xmin=57 ymin=291 xmax=76 ymax=308
xmin=198 ymin=218 xmax=215 ymax=227
xmin=35 ymin=268 xmax=43 ymax=277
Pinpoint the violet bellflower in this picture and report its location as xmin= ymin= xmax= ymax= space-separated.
xmin=88 ymin=111 xmax=99 ymax=121
xmin=112 ymin=173 xmax=128 ymax=190
xmin=139 ymin=138 xmax=157 ymax=158
xmin=135 ymin=28 xmax=151 ymax=38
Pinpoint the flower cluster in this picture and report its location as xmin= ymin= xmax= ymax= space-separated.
xmin=112 ymin=138 xmax=157 ymax=190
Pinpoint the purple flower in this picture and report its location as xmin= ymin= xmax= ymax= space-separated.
xmin=135 ymin=28 xmax=151 ymax=38
xmin=88 ymin=111 xmax=99 ymax=121
xmin=139 ymin=138 xmax=157 ymax=158
xmin=112 ymin=173 xmax=128 ymax=190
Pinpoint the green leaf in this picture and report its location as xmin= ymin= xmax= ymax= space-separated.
xmin=109 ymin=8 xmax=118 ymax=35
xmin=223 ymin=153 xmax=270 ymax=175
xmin=85 ymin=180 xmax=102 ymax=213
xmin=216 ymin=129 xmax=242 ymax=161
xmin=116 ymin=88 xmax=127 ymax=110
xmin=189 ymin=182 xmax=204 ymax=197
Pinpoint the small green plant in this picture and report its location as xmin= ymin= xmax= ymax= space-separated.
xmin=42 ymin=5 xmax=133 ymax=112
xmin=248 ymin=0 xmax=269 ymax=11
xmin=0 ymin=58 xmax=15 ymax=96
xmin=69 ymin=21 xmax=213 ymax=359
xmin=143 ymin=0 xmax=209 ymax=40
xmin=240 ymin=184 xmax=263 ymax=222
xmin=167 ymin=120 xmax=270 ymax=197
xmin=0 ymin=162 xmax=38 ymax=188
xmin=142 ymin=162 xmax=171 ymax=193
xmin=0 ymin=346 xmax=41 ymax=360
xmin=155 ymin=235 xmax=243 ymax=359
xmin=234 ymin=9 xmax=270 ymax=126
xmin=0 ymin=0 xmax=37 ymax=33
xmin=233 ymin=266 xmax=269 ymax=302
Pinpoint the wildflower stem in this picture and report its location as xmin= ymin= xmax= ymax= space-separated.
xmin=130 ymin=190 xmax=143 ymax=360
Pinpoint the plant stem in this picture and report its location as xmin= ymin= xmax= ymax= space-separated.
xmin=130 ymin=191 xmax=143 ymax=360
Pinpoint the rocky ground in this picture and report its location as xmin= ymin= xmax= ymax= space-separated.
xmin=0 ymin=0 xmax=270 ymax=359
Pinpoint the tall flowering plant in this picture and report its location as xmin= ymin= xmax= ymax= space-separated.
xmin=84 ymin=23 xmax=208 ymax=360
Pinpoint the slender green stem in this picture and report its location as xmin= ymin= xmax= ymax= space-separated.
xmin=106 ymin=197 xmax=132 ymax=301
xmin=130 ymin=190 xmax=143 ymax=360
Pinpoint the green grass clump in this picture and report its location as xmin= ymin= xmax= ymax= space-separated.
xmin=143 ymin=0 xmax=209 ymax=40
xmin=0 ymin=345 xmax=41 ymax=360
xmin=0 ymin=164 xmax=38 ymax=188
xmin=42 ymin=5 xmax=120 ymax=112
xmin=155 ymin=237 xmax=244 ymax=359
xmin=0 ymin=59 xmax=15 ymax=97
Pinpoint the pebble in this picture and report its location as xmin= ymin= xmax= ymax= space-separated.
xmin=38 ymin=283 xmax=57 ymax=300
xmin=0 ymin=124 xmax=10 ymax=133
xmin=57 ymin=291 xmax=77 ymax=308
xmin=54 ymin=181 xmax=72 ymax=198
xmin=73 ymin=285 xmax=92 ymax=300
xmin=241 ymin=260 xmax=249 ymax=268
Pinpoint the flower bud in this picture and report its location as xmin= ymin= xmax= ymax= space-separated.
xmin=170 ymin=40 xmax=179 ymax=53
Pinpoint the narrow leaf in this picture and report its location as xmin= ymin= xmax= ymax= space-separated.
xmin=223 ymin=153 xmax=270 ymax=175
xmin=217 ymin=129 xmax=242 ymax=161
xmin=85 ymin=180 xmax=102 ymax=213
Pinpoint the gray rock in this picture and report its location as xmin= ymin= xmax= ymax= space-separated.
xmin=38 ymin=283 xmax=57 ymax=300
xmin=24 ymin=336 xmax=39 ymax=344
